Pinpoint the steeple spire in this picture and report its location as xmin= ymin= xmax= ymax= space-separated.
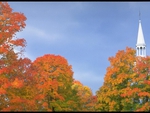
xmin=136 ymin=12 xmax=146 ymax=57
xmin=139 ymin=9 xmax=141 ymax=20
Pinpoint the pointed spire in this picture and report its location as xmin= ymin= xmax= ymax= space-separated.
xmin=136 ymin=17 xmax=146 ymax=46
xmin=136 ymin=11 xmax=146 ymax=57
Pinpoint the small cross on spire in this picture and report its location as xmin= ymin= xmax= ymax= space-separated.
xmin=139 ymin=9 xmax=141 ymax=20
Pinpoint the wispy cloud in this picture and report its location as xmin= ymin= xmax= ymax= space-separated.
xmin=17 ymin=24 xmax=62 ymax=43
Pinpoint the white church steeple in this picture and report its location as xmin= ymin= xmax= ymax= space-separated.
xmin=136 ymin=12 xmax=146 ymax=57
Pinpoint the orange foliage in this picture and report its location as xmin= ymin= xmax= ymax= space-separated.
xmin=0 ymin=1 xmax=97 ymax=112
xmin=96 ymin=47 xmax=150 ymax=111
xmin=0 ymin=88 xmax=6 ymax=95
xmin=32 ymin=54 xmax=74 ymax=111
xmin=11 ymin=78 xmax=23 ymax=88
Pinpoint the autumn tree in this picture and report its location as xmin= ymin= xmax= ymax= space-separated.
xmin=1 ymin=58 xmax=40 ymax=111
xmin=121 ymin=56 xmax=150 ymax=111
xmin=0 ymin=2 xmax=38 ymax=111
xmin=95 ymin=47 xmax=150 ymax=111
xmin=0 ymin=1 xmax=26 ymax=85
xmin=95 ymin=47 xmax=135 ymax=111
xmin=72 ymin=80 xmax=97 ymax=111
xmin=32 ymin=54 xmax=79 ymax=111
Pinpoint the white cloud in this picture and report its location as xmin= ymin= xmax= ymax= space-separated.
xmin=22 ymin=25 xmax=61 ymax=42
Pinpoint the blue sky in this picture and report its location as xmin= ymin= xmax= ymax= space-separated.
xmin=8 ymin=2 xmax=150 ymax=94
